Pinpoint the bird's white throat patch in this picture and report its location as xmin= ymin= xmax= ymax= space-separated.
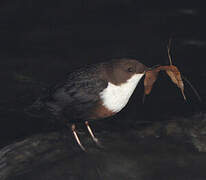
xmin=100 ymin=73 xmax=144 ymax=113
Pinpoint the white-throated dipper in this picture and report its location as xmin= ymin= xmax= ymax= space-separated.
xmin=32 ymin=58 xmax=147 ymax=150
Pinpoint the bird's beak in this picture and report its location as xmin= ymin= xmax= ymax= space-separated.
xmin=145 ymin=64 xmax=161 ymax=72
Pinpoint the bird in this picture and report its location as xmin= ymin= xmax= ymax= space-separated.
xmin=29 ymin=58 xmax=148 ymax=151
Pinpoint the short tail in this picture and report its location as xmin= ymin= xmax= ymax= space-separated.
xmin=24 ymin=98 xmax=50 ymax=118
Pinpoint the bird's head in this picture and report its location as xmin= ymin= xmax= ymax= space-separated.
xmin=105 ymin=58 xmax=147 ymax=85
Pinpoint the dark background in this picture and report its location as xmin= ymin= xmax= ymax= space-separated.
xmin=0 ymin=0 xmax=206 ymax=147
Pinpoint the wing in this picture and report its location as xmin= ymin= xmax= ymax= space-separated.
xmin=46 ymin=64 xmax=108 ymax=119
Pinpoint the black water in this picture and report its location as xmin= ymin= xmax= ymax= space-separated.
xmin=0 ymin=1 xmax=206 ymax=179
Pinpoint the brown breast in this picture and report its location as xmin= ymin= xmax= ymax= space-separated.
xmin=89 ymin=100 xmax=116 ymax=120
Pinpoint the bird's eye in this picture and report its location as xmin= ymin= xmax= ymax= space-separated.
xmin=127 ymin=67 xmax=134 ymax=72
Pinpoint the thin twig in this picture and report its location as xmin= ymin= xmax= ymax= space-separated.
xmin=182 ymin=76 xmax=202 ymax=102
xmin=167 ymin=38 xmax=173 ymax=65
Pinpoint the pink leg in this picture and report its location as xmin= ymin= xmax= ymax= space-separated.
xmin=85 ymin=121 xmax=101 ymax=147
xmin=71 ymin=124 xmax=86 ymax=151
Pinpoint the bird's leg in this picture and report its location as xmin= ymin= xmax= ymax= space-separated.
xmin=85 ymin=121 xmax=101 ymax=147
xmin=71 ymin=124 xmax=86 ymax=151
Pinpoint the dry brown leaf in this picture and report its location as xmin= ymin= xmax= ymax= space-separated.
xmin=164 ymin=66 xmax=186 ymax=100
xmin=144 ymin=69 xmax=160 ymax=95
xmin=144 ymin=65 xmax=186 ymax=101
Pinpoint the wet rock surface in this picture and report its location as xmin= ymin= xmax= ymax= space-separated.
xmin=1 ymin=113 xmax=206 ymax=180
